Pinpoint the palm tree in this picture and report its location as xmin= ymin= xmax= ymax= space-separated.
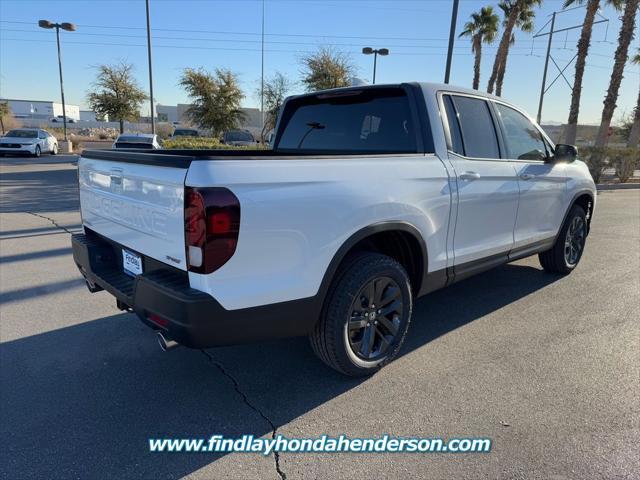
xmin=628 ymin=48 xmax=640 ymax=148
xmin=594 ymin=0 xmax=639 ymax=146
xmin=459 ymin=6 xmax=500 ymax=90
xmin=487 ymin=0 xmax=542 ymax=96
xmin=495 ymin=1 xmax=539 ymax=96
xmin=562 ymin=0 xmax=622 ymax=144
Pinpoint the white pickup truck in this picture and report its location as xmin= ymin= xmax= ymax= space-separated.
xmin=72 ymin=83 xmax=596 ymax=376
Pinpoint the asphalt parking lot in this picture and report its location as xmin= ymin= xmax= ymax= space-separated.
xmin=1 ymin=153 xmax=638 ymax=479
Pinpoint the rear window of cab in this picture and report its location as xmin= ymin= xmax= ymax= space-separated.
xmin=276 ymin=87 xmax=430 ymax=154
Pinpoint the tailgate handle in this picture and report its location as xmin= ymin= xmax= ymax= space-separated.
xmin=110 ymin=168 xmax=123 ymax=190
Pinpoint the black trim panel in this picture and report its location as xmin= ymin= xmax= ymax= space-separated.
xmin=508 ymin=238 xmax=555 ymax=262
xmin=449 ymin=237 xmax=558 ymax=285
xmin=82 ymin=149 xmax=195 ymax=168
xmin=315 ymin=222 xmax=430 ymax=300
xmin=81 ymin=149 xmax=429 ymax=167
xmin=557 ymin=189 xmax=595 ymax=236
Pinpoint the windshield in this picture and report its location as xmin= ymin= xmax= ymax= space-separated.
xmin=116 ymin=136 xmax=153 ymax=144
xmin=276 ymin=88 xmax=424 ymax=153
xmin=173 ymin=129 xmax=198 ymax=137
xmin=224 ymin=131 xmax=253 ymax=142
xmin=5 ymin=130 xmax=38 ymax=138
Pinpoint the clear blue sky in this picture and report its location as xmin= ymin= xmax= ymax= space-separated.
xmin=0 ymin=0 xmax=638 ymax=124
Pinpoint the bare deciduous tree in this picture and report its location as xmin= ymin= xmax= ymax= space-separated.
xmin=87 ymin=62 xmax=148 ymax=133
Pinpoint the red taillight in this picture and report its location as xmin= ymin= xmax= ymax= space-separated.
xmin=184 ymin=187 xmax=240 ymax=274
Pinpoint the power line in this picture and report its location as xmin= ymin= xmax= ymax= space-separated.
xmin=0 ymin=20 xmax=451 ymax=42
xmin=0 ymin=36 xmax=542 ymax=56
xmin=2 ymin=36 xmax=636 ymax=73
xmin=2 ymin=28 xmax=605 ymax=54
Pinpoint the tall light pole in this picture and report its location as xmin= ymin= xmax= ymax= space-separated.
xmin=362 ymin=47 xmax=389 ymax=84
xmin=444 ymin=0 xmax=459 ymax=84
xmin=260 ymin=0 xmax=265 ymax=139
xmin=38 ymin=19 xmax=75 ymax=142
xmin=145 ymin=0 xmax=155 ymax=134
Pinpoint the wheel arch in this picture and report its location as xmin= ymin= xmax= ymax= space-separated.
xmin=316 ymin=222 xmax=428 ymax=304
xmin=565 ymin=190 xmax=595 ymax=235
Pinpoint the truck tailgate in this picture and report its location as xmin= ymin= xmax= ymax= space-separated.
xmin=78 ymin=156 xmax=188 ymax=270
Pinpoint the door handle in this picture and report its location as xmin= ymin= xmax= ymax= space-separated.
xmin=459 ymin=171 xmax=481 ymax=181
xmin=519 ymin=173 xmax=534 ymax=180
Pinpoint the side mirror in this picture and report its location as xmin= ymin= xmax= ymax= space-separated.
xmin=551 ymin=144 xmax=577 ymax=163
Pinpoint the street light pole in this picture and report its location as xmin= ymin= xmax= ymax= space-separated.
xmin=54 ymin=26 xmax=68 ymax=141
xmin=145 ymin=0 xmax=155 ymax=135
xmin=362 ymin=47 xmax=389 ymax=84
xmin=39 ymin=20 xmax=76 ymax=143
xmin=261 ymin=0 xmax=265 ymax=138
xmin=444 ymin=0 xmax=459 ymax=84
xmin=372 ymin=51 xmax=378 ymax=84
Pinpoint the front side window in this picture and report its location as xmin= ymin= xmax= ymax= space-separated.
xmin=276 ymin=88 xmax=423 ymax=153
xmin=495 ymin=103 xmax=547 ymax=161
xmin=449 ymin=95 xmax=500 ymax=159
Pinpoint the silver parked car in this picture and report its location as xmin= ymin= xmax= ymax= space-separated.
xmin=0 ymin=128 xmax=58 ymax=157
xmin=112 ymin=133 xmax=161 ymax=150
xmin=222 ymin=129 xmax=256 ymax=147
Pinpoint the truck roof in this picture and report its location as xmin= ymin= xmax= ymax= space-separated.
xmin=288 ymin=81 xmax=505 ymax=103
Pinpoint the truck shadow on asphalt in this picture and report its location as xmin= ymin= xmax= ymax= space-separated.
xmin=0 ymin=168 xmax=79 ymax=213
xmin=0 ymin=263 xmax=560 ymax=479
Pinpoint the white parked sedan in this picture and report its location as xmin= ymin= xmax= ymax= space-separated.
xmin=0 ymin=129 xmax=58 ymax=157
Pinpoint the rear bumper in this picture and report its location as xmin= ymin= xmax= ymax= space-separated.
xmin=72 ymin=231 xmax=319 ymax=348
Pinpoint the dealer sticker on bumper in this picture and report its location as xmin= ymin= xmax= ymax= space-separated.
xmin=123 ymin=249 xmax=143 ymax=277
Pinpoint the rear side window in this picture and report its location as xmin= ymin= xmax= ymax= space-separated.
xmin=276 ymin=88 xmax=419 ymax=154
xmin=443 ymin=95 xmax=464 ymax=155
xmin=448 ymin=95 xmax=500 ymax=159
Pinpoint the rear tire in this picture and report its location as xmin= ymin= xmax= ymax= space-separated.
xmin=539 ymin=204 xmax=587 ymax=274
xmin=51 ymin=143 xmax=58 ymax=155
xmin=310 ymin=252 xmax=412 ymax=376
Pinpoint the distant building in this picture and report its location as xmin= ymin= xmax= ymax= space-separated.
xmin=156 ymin=104 xmax=178 ymax=123
xmin=156 ymin=103 xmax=262 ymax=137
xmin=0 ymin=98 xmax=80 ymax=121
xmin=80 ymin=110 xmax=107 ymax=122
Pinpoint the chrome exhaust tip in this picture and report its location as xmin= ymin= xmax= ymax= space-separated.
xmin=157 ymin=332 xmax=179 ymax=351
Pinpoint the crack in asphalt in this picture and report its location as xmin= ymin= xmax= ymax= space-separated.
xmin=24 ymin=210 xmax=287 ymax=477
xmin=201 ymin=350 xmax=287 ymax=480
xmin=25 ymin=212 xmax=77 ymax=235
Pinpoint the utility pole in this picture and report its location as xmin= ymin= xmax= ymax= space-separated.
xmin=444 ymin=0 xmax=459 ymax=84
xmin=533 ymin=6 xmax=609 ymax=125
xmin=537 ymin=12 xmax=555 ymax=124
xmin=146 ymin=0 xmax=155 ymax=134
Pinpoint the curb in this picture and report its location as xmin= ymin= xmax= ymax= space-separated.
xmin=597 ymin=183 xmax=640 ymax=191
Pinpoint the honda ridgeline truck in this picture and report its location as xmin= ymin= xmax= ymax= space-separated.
xmin=72 ymin=83 xmax=596 ymax=376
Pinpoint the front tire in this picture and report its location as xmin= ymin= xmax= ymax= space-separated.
xmin=33 ymin=145 xmax=41 ymax=158
xmin=310 ymin=252 xmax=413 ymax=376
xmin=539 ymin=204 xmax=587 ymax=274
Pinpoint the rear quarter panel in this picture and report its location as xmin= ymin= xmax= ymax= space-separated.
xmin=186 ymin=155 xmax=452 ymax=310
